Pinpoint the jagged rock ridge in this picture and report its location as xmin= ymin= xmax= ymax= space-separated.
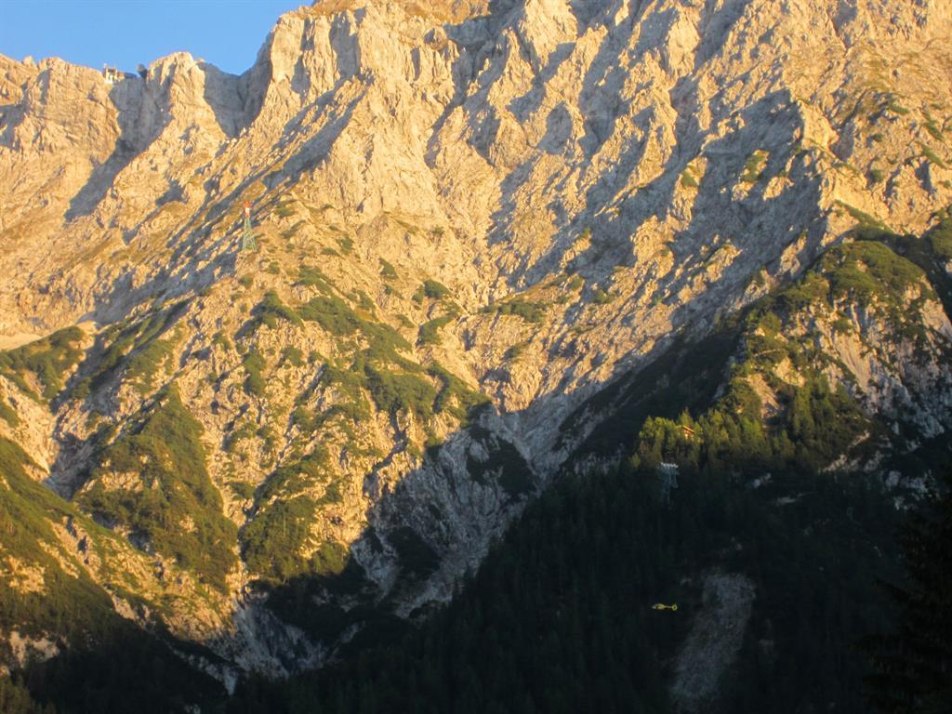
xmin=0 ymin=0 xmax=951 ymax=678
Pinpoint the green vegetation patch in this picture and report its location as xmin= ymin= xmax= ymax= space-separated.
xmin=336 ymin=236 xmax=354 ymax=254
xmin=837 ymin=200 xmax=890 ymax=233
xmin=299 ymin=295 xmax=361 ymax=336
xmin=413 ymin=279 xmax=451 ymax=303
xmin=0 ymin=395 xmax=20 ymax=427
xmin=379 ymin=259 xmax=398 ymax=280
xmin=248 ymin=291 xmax=303 ymax=332
xmin=281 ymin=220 xmax=306 ymax=240
xmin=827 ymin=241 xmax=925 ymax=302
xmin=365 ymin=363 xmax=437 ymax=420
xmin=126 ymin=333 xmax=178 ymax=395
xmin=242 ymin=348 xmax=268 ymax=397
xmin=741 ymin=149 xmax=768 ymax=184
xmin=927 ymin=210 xmax=952 ymax=261
xmin=73 ymin=302 xmax=187 ymax=400
xmin=296 ymin=265 xmax=334 ymax=293
xmin=280 ymin=345 xmax=305 ymax=369
xmin=632 ymin=371 xmax=868 ymax=475
xmin=482 ymin=298 xmax=548 ymax=323
xmin=77 ymin=385 xmax=237 ymax=591
xmin=631 ymin=240 xmax=935 ymax=475
xmin=591 ymin=287 xmax=614 ymax=305
xmin=275 ymin=202 xmax=296 ymax=218
xmin=241 ymin=496 xmax=347 ymax=583
xmin=0 ymin=442 xmax=227 ymax=710
xmin=680 ymin=167 xmax=699 ymax=189
xmin=920 ymin=142 xmax=948 ymax=169
xmin=770 ymin=240 xmax=931 ymax=338
xmin=256 ymin=448 xmax=332 ymax=504
xmin=0 ymin=326 xmax=85 ymax=402
xmin=318 ymin=363 xmax=372 ymax=424
xmin=0 ymin=438 xmax=117 ymax=640
xmin=428 ymin=364 xmax=490 ymax=421
xmin=418 ymin=316 xmax=454 ymax=346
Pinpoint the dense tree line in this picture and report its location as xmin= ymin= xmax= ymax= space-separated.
xmin=228 ymin=463 xmax=900 ymax=714
xmin=866 ymin=471 xmax=952 ymax=713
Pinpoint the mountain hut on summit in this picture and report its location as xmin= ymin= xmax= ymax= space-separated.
xmin=102 ymin=65 xmax=129 ymax=84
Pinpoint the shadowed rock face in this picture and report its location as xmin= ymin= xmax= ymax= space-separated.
xmin=0 ymin=0 xmax=951 ymax=677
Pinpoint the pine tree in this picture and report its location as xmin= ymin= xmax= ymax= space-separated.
xmin=867 ymin=474 xmax=952 ymax=713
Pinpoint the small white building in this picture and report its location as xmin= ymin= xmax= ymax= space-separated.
xmin=102 ymin=66 xmax=125 ymax=84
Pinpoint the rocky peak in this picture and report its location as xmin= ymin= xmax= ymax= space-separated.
xmin=1 ymin=0 xmax=951 ymax=680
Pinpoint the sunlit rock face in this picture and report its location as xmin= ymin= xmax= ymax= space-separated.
xmin=0 ymin=0 xmax=950 ymax=674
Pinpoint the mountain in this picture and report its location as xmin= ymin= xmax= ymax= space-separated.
xmin=1 ymin=0 xmax=951 ymax=708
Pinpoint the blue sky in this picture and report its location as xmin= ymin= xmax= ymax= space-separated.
xmin=0 ymin=1 xmax=305 ymax=76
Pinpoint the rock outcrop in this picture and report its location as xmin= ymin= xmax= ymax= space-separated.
xmin=1 ymin=0 xmax=951 ymax=676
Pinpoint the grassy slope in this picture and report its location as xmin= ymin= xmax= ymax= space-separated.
xmin=228 ymin=233 xmax=949 ymax=712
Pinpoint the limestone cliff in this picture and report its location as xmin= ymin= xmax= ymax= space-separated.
xmin=1 ymin=0 xmax=951 ymax=677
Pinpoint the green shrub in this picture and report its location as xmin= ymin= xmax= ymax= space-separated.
xmin=280 ymin=346 xmax=305 ymax=368
xmin=253 ymin=291 xmax=303 ymax=330
xmin=923 ymin=115 xmax=944 ymax=142
xmin=353 ymin=290 xmax=375 ymax=312
xmin=77 ymin=386 xmax=237 ymax=591
xmin=76 ymin=303 xmax=190 ymax=399
xmin=257 ymin=448 xmax=331 ymax=503
xmin=427 ymin=364 xmax=489 ymax=421
xmin=296 ymin=265 xmax=333 ymax=292
xmin=418 ymin=316 xmax=454 ymax=345
xmin=229 ymin=481 xmax=256 ymax=500
xmin=291 ymin=405 xmax=315 ymax=432
xmin=0 ymin=437 xmax=131 ymax=648
xmin=504 ymin=342 xmax=526 ymax=361
xmin=418 ymin=280 xmax=451 ymax=301
xmin=243 ymin=348 xmax=267 ymax=397
xmin=483 ymin=299 xmax=547 ymax=323
xmin=365 ymin=364 xmax=437 ymax=419
xmin=281 ymin=220 xmax=305 ymax=240
xmin=741 ymin=149 xmax=768 ymax=184
xmin=920 ymin=143 xmax=948 ymax=169
xmin=379 ymin=259 xmax=398 ymax=280
xmin=212 ymin=330 xmax=232 ymax=351
xmin=311 ymin=540 xmax=348 ymax=575
xmin=126 ymin=336 xmax=176 ymax=395
xmin=224 ymin=420 xmax=256 ymax=452
xmin=591 ymin=288 xmax=613 ymax=305
xmin=336 ymin=236 xmax=354 ymax=253
xmin=837 ymin=200 xmax=890 ymax=232
xmin=0 ymin=397 xmax=19 ymax=427
xmin=298 ymin=295 xmax=361 ymax=336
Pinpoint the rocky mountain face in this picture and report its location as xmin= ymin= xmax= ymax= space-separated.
xmin=1 ymin=0 xmax=952 ymax=685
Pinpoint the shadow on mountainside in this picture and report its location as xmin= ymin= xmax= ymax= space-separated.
xmin=66 ymin=78 xmax=170 ymax=222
